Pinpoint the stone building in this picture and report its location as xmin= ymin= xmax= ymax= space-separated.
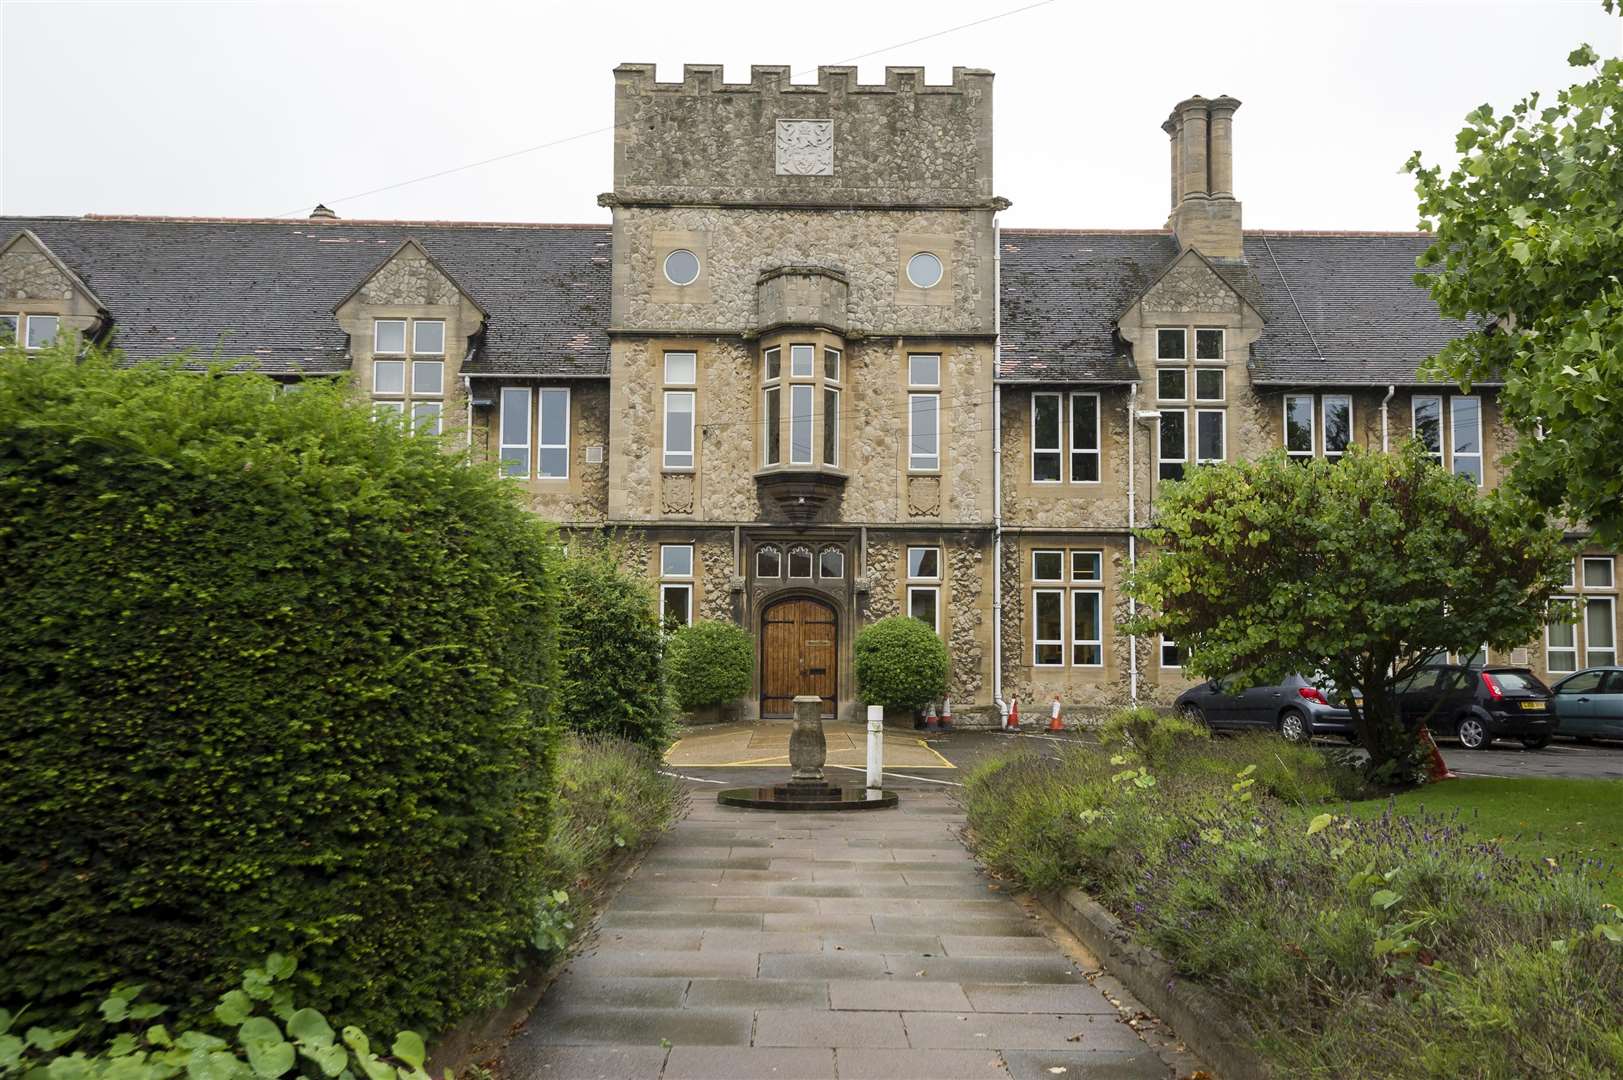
xmin=2 ymin=67 xmax=1616 ymax=725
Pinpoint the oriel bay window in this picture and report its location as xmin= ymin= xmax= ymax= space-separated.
xmin=761 ymin=340 xmax=843 ymax=469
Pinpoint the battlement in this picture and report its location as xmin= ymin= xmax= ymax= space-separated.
xmin=610 ymin=62 xmax=997 ymax=209
xmin=612 ymin=63 xmax=993 ymax=97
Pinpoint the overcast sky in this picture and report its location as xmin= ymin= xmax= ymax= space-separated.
xmin=2 ymin=0 xmax=1618 ymax=230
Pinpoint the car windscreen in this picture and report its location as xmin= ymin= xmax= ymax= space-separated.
xmin=1489 ymin=670 xmax=1550 ymax=695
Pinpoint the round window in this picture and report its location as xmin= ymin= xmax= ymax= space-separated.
xmin=906 ymin=251 xmax=943 ymax=289
xmin=663 ymin=249 xmax=701 ymax=286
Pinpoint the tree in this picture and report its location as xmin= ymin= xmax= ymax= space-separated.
xmin=1405 ymin=3 xmax=1623 ymax=544
xmin=1123 ymin=446 xmax=1568 ymax=781
xmin=854 ymin=616 xmax=950 ymax=711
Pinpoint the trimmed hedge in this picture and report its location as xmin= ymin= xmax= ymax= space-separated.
xmin=666 ymin=620 xmax=754 ymax=711
xmin=853 ymin=615 xmax=950 ymax=710
xmin=556 ymin=538 xmax=673 ymax=750
xmin=0 ymin=347 xmax=561 ymax=1036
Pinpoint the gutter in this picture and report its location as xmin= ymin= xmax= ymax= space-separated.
xmin=1380 ymin=384 xmax=1395 ymax=451
xmin=992 ymin=213 xmax=1008 ymax=724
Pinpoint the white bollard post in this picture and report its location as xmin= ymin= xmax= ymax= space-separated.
xmin=866 ymin=704 xmax=884 ymax=790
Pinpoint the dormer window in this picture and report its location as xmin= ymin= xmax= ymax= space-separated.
xmin=413 ymin=320 xmax=445 ymax=355
xmin=760 ymin=340 xmax=843 ymax=470
xmin=371 ymin=318 xmax=447 ymax=435
xmin=24 ymin=315 xmax=59 ymax=350
xmin=375 ymin=319 xmax=407 ymax=355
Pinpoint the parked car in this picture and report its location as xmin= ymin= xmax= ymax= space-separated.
xmin=1549 ymin=667 xmax=1623 ymax=742
xmin=1394 ymin=664 xmax=1554 ymax=749
xmin=1174 ymin=673 xmax=1356 ymax=743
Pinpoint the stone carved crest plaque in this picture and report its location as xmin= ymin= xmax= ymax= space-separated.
xmin=775 ymin=120 xmax=834 ymax=176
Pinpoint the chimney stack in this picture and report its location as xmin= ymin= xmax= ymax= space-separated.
xmin=1162 ymin=96 xmax=1242 ymax=259
xmin=309 ymin=203 xmax=338 ymax=220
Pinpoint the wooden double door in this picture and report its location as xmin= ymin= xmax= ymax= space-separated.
xmin=761 ymin=597 xmax=838 ymax=718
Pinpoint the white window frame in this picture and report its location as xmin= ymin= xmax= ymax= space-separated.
xmin=1284 ymin=394 xmax=1315 ymax=460
xmin=1071 ymin=589 xmax=1104 ymax=668
xmin=1581 ymin=556 xmax=1615 ymax=590
xmin=818 ymin=545 xmax=845 ymax=579
xmin=763 ymin=386 xmax=781 ymax=467
xmin=411 ymin=401 xmax=443 ymax=436
xmin=411 ymin=359 xmax=444 ymax=397
xmin=0 ymin=314 xmax=17 ymax=343
xmin=789 ymin=343 xmax=815 ymax=379
xmin=1451 ymin=395 xmax=1483 ymax=486
xmin=908 ymin=353 xmax=941 ymax=388
xmin=664 ymin=351 xmax=697 ymax=386
xmin=372 ymin=359 xmax=405 ymax=396
xmin=1546 ymin=600 xmax=1579 ymax=674
xmin=373 ymin=400 xmax=405 ymax=419
xmin=1194 ymin=327 xmax=1226 ymax=363
xmin=1194 ymin=409 xmax=1226 ymax=465
xmin=788 ymin=545 xmax=814 ymax=579
xmin=1069 ymin=392 xmax=1101 ymax=485
xmin=499 ymin=386 xmax=531 ymax=478
xmin=660 ymin=583 xmax=693 ymax=627
xmin=823 ymin=386 xmax=840 ymax=467
xmin=1156 ymin=367 xmax=1187 ymax=403
xmin=537 ymin=387 xmax=570 ymax=479
xmin=1071 ymin=550 xmax=1102 ymax=582
xmin=907 ymin=546 xmax=941 ymax=581
xmin=756 ymin=544 xmax=781 ymax=578
xmin=663 ymin=249 xmax=700 ymax=287
xmin=1193 ymin=367 xmax=1225 ymax=403
xmin=1155 ymin=327 xmax=1186 ymax=362
xmin=1032 ymin=549 xmax=1065 ymax=583
xmin=1322 ymin=394 xmax=1353 ymax=461
xmin=1032 ymin=588 xmax=1065 ymax=667
xmin=824 ymin=347 xmax=842 ymax=383
xmin=663 ymin=390 xmax=696 ymax=471
xmin=24 ymin=314 xmax=59 ymax=350
xmin=1031 ymin=392 xmax=1063 ymax=484
xmin=908 ymin=393 xmax=940 ymax=472
xmin=660 ymin=543 xmax=694 ymax=579
xmin=1158 ymin=410 xmax=1187 ymax=481
xmin=1160 ymin=637 xmax=1181 ymax=669
xmin=1413 ymin=395 xmax=1444 ymax=464
xmin=373 ymin=318 xmax=406 ymax=355
xmin=789 ymin=383 xmax=815 ymax=466
xmin=1586 ymin=596 xmax=1617 ymax=667
xmin=908 ymin=585 xmax=941 ymax=633
xmin=412 ymin=319 xmax=445 ymax=356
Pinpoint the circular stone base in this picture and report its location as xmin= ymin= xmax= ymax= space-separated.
xmin=717 ymin=781 xmax=899 ymax=811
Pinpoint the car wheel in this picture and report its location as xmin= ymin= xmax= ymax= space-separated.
xmin=1520 ymin=735 xmax=1551 ymax=750
xmin=1180 ymin=703 xmax=1206 ymax=728
xmin=1456 ymin=716 xmax=1491 ymax=750
xmin=1278 ymin=709 xmax=1309 ymax=743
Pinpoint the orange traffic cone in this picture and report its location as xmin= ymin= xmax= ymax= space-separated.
xmin=1419 ymin=722 xmax=1457 ymax=781
xmin=940 ymin=699 xmax=953 ymax=732
xmin=1048 ymin=696 xmax=1065 ymax=733
xmin=1006 ymin=699 xmax=1021 ymax=732
xmin=925 ymin=702 xmax=940 ymax=732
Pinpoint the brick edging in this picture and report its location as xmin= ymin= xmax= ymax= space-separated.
xmin=1036 ymin=887 xmax=1272 ymax=1080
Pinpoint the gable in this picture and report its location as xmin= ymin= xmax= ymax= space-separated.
xmin=339 ymin=239 xmax=483 ymax=313
xmin=0 ymin=229 xmax=103 ymax=308
xmin=1133 ymin=248 xmax=1258 ymax=320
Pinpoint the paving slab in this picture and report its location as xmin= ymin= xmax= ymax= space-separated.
xmin=834 ymin=1047 xmax=1013 ymax=1079
xmin=503 ymin=787 xmax=1189 ymax=1080
xmin=661 ymin=1046 xmax=837 ymax=1079
xmin=752 ymin=1008 xmax=909 ymax=1048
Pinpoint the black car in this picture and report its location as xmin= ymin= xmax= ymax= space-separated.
xmin=1394 ymin=664 xmax=1554 ymax=749
xmin=1174 ymin=673 xmax=1356 ymax=743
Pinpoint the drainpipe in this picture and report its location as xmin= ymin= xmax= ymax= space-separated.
xmin=1380 ymin=384 xmax=1395 ymax=451
xmin=991 ymin=214 xmax=1008 ymax=724
xmin=462 ymin=373 xmax=473 ymax=453
xmin=1126 ymin=382 xmax=1139 ymax=705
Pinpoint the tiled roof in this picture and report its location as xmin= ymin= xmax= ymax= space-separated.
xmin=998 ymin=228 xmax=1478 ymax=387
xmin=0 ymin=216 xmax=611 ymax=377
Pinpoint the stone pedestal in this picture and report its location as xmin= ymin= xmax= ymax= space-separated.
xmin=789 ymin=695 xmax=827 ymax=782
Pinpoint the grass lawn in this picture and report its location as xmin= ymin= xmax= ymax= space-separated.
xmin=1332 ymin=777 xmax=1623 ymax=904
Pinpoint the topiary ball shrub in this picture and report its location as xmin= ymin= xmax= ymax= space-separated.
xmin=556 ymin=538 xmax=674 ymax=750
xmin=0 ymin=346 xmax=560 ymax=1036
xmin=666 ymin=620 xmax=755 ymax=712
xmin=854 ymin=615 xmax=950 ymax=710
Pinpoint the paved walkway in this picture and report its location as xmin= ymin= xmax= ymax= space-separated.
xmin=505 ymin=788 xmax=1177 ymax=1079
xmin=663 ymin=720 xmax=955 ymax=772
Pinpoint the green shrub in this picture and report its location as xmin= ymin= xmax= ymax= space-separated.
xmin=1097 ymin=706 xmax=1208 ymax=766
xmin=666 ymin=620 xmax=754 ymax=711
xmin=1 ymin=954 xmax=433 ymax=1080
xmin=853 ymin=615 xmax=949 ymax=709
xmin=0 ymin=347 xmax=560 ymax=1036
xmin=556 ymin=538 xmax=673 ymax=749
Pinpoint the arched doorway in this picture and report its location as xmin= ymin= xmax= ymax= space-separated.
xmin=761 ymin=596 xmax=838 ymax=718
